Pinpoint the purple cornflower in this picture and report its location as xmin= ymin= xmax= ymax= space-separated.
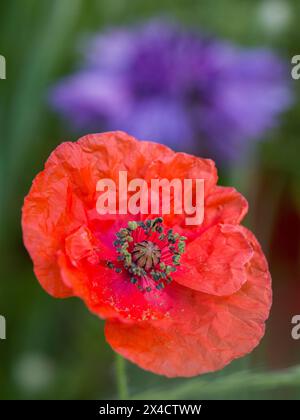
xmin=50 ymin=20 xmax=292 ymax=163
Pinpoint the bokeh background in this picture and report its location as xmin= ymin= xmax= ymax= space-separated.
xmin=1 ymin=0 xmax=300 ymax=400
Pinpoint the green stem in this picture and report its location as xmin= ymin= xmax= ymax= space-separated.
xmin=115 ymin=353 xmax=129 ymax=400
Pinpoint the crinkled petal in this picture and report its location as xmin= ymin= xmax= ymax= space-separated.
xmin=105 ymin=228 xmax=272 ymax=377
xmin=174 ymin=224 xmax=253 ymax=296
xmin=58 ymin=249 xmax=175 ymax=322
xmin=22 ymin=132 xmax=217 ymax=298
xmin=22 ymin=132 xmax=174 ymax=298
xmin=203 ymin=186 xmax=248 ymax=228
xmin=22 ymin=169 xmax=87 ymax=297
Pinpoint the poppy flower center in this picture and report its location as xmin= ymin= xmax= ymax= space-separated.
xmin=132 ymin=241 xmax=161 ymax=270
xmin=106 ymin=218 xmax=187 ymax=293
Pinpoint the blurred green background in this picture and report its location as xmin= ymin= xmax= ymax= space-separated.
xmin=1 ymin=0 xmax=300 ymax=400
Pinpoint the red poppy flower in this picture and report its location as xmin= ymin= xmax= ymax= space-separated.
xmin=22 ymin=131 xmax=272 ymax=377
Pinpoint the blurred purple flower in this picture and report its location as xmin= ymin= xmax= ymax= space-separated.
xmin=50 ymin=20 xmax=292 ymax=164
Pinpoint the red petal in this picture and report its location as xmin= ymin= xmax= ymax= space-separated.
xmin=143 ymin=152 xmax=217 ymax=228
xmin=60 ymin=224 xmax=174 ymax=321
xmin=204 ymin=186 xmax=248 ymax=228
xmin=175 ymin=224 xmax=254 ymax=296
xmin=21 ymin=169 xmax=86 ymax=297
xmin=143 ymin=152 xmax=217 ymax=193
xmin=105 ymin=228 xmax=271 ymax=377
xmin=22 ymin=132 xmax=174 ymax=298
xmin=58 ymin=251 xmax=175 ymax=322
